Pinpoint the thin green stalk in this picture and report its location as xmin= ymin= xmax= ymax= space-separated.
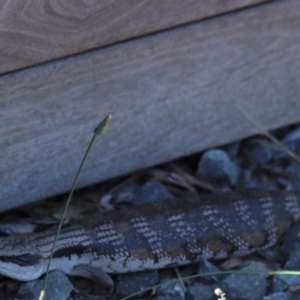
xmin=39 ymin=114 xmax=112 ymax=300
xmin=121 ymin=269 xmax=300 ymax=300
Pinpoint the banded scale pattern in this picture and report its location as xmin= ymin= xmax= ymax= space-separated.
xmin=0 ymin=190 xmax=299 ymax=281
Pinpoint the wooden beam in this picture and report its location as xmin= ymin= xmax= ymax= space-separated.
xmin=0 ymin=0 xmax=299 ymax=211
xmin=1 ymin=0 xmax=269 ymax=74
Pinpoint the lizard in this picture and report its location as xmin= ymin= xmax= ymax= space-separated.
xmin=0 ymin=190 xmax=299 ymax=287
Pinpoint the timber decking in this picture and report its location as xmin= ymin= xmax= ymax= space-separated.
xmin=0 ymin=0 xmax=298 ymax=211
xmin=0 ymin=0 xmax=269 ymax=74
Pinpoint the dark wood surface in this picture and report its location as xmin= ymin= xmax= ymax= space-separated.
xmin=0 ymin=0 xmax=269 ymax=74
xmin=0 ymin=0 xmax=299 ymax=211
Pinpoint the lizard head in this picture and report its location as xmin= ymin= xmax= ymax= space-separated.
xmin=0 ymin=234 xmax=47 ymax=281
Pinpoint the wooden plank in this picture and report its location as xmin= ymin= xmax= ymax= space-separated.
xmin=0 ymin=0 xmax=299 ymax=211
xmin=1 ymin=0 xmax=269 ymax=74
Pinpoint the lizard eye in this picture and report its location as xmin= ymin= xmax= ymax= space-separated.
xmin=0 ymin=254 xmax=42 ymax=266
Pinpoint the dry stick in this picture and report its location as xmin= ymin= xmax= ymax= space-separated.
xmin=235 ymin=104 xmax=300 ymax=163
xmin=174 ymin=267 xmax=186 ymax=292
xmin=39 ymin=114 xmax=112 ymax=300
